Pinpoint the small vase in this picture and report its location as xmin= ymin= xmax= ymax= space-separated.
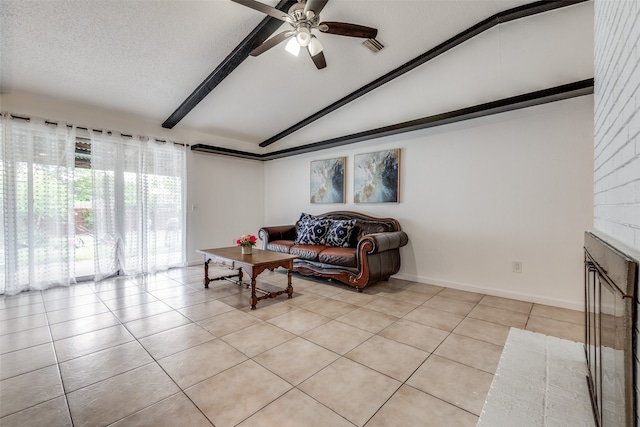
xmin=241 ymin=245 xmax=252 ymax=255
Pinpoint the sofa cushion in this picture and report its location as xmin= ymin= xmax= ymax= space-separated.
xmin=294 ymin=218 xmax=331 ymax=245
xmin=318 ymin=247 xmax=357 ymax=268
xmin=324 ymin=219 xmax=356 ymax=248
xmin=290 ymin=244 xmax=325 ymax=261
xmin=266 ymin=240 xmax=294 ymax=254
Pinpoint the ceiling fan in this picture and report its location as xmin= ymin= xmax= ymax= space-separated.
xmin=231 ymin=0 xmax=378 ymax=69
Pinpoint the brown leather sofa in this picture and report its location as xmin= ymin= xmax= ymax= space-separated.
xmin=259 ymin=211 xmax=408 ymax=291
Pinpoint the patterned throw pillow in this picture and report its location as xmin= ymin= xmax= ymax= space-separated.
xmin=324 ymin=219 xmax=356 ymax=248
xmin=294 ymin=218 xmax=331 ymax=245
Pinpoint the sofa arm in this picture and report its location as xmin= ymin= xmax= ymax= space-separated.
xmin=259 ymin=225 xmax=296 ymax=247
xmin=358 ymin=231 xmax=408 ymax=254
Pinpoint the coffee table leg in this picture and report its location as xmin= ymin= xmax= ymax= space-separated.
xmin=203 ymin=258 xmax=210 ymax=288
xmin=250 ymin=276 xmax=258 ymax=310
xmin=287 ymin=268 xmax=293 ymax=299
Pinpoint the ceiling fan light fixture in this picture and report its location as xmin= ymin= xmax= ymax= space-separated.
xmin=285 ymin=37 xmax=301 ymax=56
xmin=308 ymin=36 xmax=322 ymax=56
xmin=295 ymin=27 xmax=312 ymax=47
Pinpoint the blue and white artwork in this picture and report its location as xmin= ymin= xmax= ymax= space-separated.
xmin=354 ymin=149 xmax=400 ymax=203
xmin=310 ymin=157 xmax=345 ymax=204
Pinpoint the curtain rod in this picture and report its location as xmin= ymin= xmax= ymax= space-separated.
xmin=7 ymin=113 xmax=188 ymax=147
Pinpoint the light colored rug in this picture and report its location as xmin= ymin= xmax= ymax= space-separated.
xmin=477 ymin=328 xmax=595 ymax=427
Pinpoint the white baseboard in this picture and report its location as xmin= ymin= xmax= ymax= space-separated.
xmin=392 ymin=272 xmax=584 ymax=311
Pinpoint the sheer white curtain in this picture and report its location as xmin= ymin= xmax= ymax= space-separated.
xmin=1 ymin=115 xmax=77 ymax=295
xmin=91 ymin=132 xmax=186 ymax=280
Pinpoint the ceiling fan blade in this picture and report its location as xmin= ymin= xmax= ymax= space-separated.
xmin=231 ymin=0 xmax=292 ymax=22
xmin=319 ymin=21 xmax=378 ymax=39
xmin=307 ymin=37 xmax=326 ymax=69
xmin=250 ymin=31 xmax=294 ymax=56
xmin=304 ymin=0 xmax=329 ymax=16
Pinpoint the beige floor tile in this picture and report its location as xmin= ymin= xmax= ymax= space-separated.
xmin=403 ymin=306 xmax=464 ymax=332
xmin=59 ymin=341 xmax=153 ymax=392
xmin=49 ymin=312 xmax=121 ymax=341
xmin=0 ymin=326 xmax=51 ymax=354
xmin=47 ymin=301 xmax=111 ymax=324
xmin=110 ymin=392 xmax=212 ymax=427
xmin=112 ymin=300 xmax=173 ymax=323
xmin=134 ymin=277 xmax=186 ymax=292
xmin=0 ymin=365 xmax=64 ymax=418
xmin=185 ymin=360 xmax=292 ymax=427
xmin=197 ymin=310 xmax=261 ymax=337
xmin=530 ymin=304 xmax=584 ymax=325
xmin=177 ymin=299 xmax=236 ymax=321
xmin=330 ymin=290 xmax=379 ymax=306
xmin=363 ymin=297 xmax=419 ymax=318
xmin=202 ymin=283 xmax=245 ymax=300
xmin=43 ymin=293 xmax=102 ymax=311
xmin=366 ymin=384 xmax=478 ymax=427
xmin=0 ymin=313 xmax=48 ymax=336
xmin=0 ymin=395 xmax=72 ymax=427
xmin=346 ymin=335 xmax=428 ymax=381
xmin=162 ymin=291 xmax=217 ymax=310
xmin=40 ymin=284 xmax=94 ymax=301
xmin=217 ymin=291 xmax=255 ymax=310
xmin=304 ymin=283 xmax=347 ymax=297
xmin=437 ymin=288 xmax=485 ymax=303
xmin=303 ymin=320 xmax=373 ymax=355
xmin=298 ymin=357 xmax=401 ymax=426
xmin=526 ymin=316 xmax=585 ymax=342
xmin=238 ymin=388 xmax=354 ymax=427
xmin=336 ymin=307 xmax=399 ymax=334
xmin=67 ymin=363 xmax=179 ymax=427
xmin=402 ymin=282 xmax=445 ymax=295
xmin=434 ymin=333 xmax=503 ymax=374
xmin=267 ymin=309 xmax=331 ymax=335
xmin=89 ymin=276 xmax=136 ymax=292
xmin=124 ymin=310 xmax=192 ymax=339
xmin=284 ymin=291 xmax=326 ymax=307
xmin=453 ymin=317 xmax=511 ymax=346
xmin=478 ymin=295 xmax=533 ymax=314
xmin=139 ymin=322 xmax=215 ymax=359
xmin=407 ymin=355 xmax=493 ymax=416
xmin=378 ymin=318 xmax=449 ymax=353
xmin=302 ymin=298 xmax=359 ymax=319
xmin=0 ymin=293 xmax=44 ymax=310
xmin=0 ymin=342 xmax=57 ymax=380
xmin=245 ymin=300 xmax=299 ymax=320
xmin=101 ymin=292 xmax=159 ymax=311
xmin=222 ymin=322 xmax=295 ymax=357
xmin=254 ymin=337 xmax=340 ymax=385
xmin=384 ymin=289 xmax=435 ymax=305
xmin=93 ymin=283 xmax=144 ymax=301
xmin=148 ymin=285 xmax=199 ymax=300
xmin=158 ymin=339 xmax=247 ymax=389
xmin=54 ymin=324 xmax=135 ymax=362
xmin=0 ymin=302 xmax=46 ymax=322
xmin=422 ymin=295 xmax=477 ymax=316
xmin=467 ymin=304 xmax=528 ymax=328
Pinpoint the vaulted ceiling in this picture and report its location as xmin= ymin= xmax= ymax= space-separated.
xmin=0 ymin=0 xmax=593 ymax=158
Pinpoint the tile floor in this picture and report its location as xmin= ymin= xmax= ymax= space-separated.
xmin=0 ymin=266 xmax=585 ymax=426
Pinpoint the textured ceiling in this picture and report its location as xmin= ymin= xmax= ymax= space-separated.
xmin=0 ymin=0 xmax=593 ymax=154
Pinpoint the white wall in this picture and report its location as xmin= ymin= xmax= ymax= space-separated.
xmin=186 ymin=151 xmax=264 ymax=265
xmin=264 ymin=96 xmax=594 ymax=310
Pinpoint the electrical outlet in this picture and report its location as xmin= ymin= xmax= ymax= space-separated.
xmin=512 ymin=261 xmax=522 ymax=273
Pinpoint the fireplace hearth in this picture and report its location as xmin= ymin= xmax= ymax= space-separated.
xmin=584 ymin=231 xmax=639 ymax=426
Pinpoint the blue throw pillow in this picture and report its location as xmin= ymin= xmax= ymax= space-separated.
xmin=324 ymin=219 xmax=356 ymax=248
xmin=295 ymin=218 xmax=331 ymax=245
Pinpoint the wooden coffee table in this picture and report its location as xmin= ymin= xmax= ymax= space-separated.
xmin=197 ymin=246 xmax=297 ymax=310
